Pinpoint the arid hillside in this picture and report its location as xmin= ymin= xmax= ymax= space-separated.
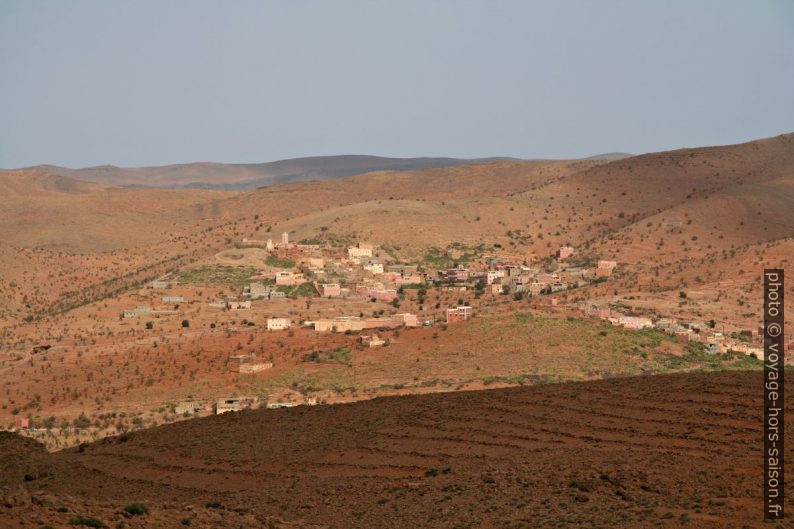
xmin=1 ymin=370 xmax=789 ymax=529
xmin=0 ymin=133 xmax=791 ymax=453
xmin=19 ymin=155 xmax=522 ymax=190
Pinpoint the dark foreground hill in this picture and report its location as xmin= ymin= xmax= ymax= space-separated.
xmin=1 ymin=371 xmax=788 ymax=529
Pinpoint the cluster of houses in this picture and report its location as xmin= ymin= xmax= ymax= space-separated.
xmin=244 ymin=283 xmax=287 ymax=300
xmin=580 ymin=302 xmax=792 ymax=360
xmin=432 ymin=250 xmax=617 ymax=298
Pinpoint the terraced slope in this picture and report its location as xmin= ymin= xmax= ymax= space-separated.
xmin=1 ymin=370 xmax=788 ymax=528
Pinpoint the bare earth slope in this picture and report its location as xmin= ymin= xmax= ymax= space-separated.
xmin=1 ymin=371 xmax=789 ymax=529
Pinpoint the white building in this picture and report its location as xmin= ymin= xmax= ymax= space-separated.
xmin=266 ymin=318 xmax=292 ymax=331
xmin=364 ymin=263 xmax=384 ymax=274
xmin=348 ymin=243 xmax=373 ymax=259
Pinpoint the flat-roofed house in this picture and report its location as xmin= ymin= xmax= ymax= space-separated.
xmin=364 ymin=263 xmax=384 ymax=274
xmin=318 ymin=283 xmax=342 ymax=297
xmin=216 ymin=396 xmax=257 ymax=414
xmin=238 ymin=362 xmax=273 ymax=373
xmin=162 ymin=296 xmax=186 ymax=303
xmin=446 ymin=306 xmax=473 ymax=323
xmin=246 ymin=282 xmax=272 ymax=299
xmin=266 ymin=318 xmax=291 ymax=330
xmin=361 ymin=334 xmax=386 ymax=347
xmin=275 ymin=271 xmax=305 ymax=286
xmin=556 ymin=246 xmax=575 ymax=260
xmin=175 ymin=401 xmax=201 ymax=415
xmin=348 ymin=243 xmax=374 ymax=259
xmin=309 ymin=317 xmax=366 ymax=333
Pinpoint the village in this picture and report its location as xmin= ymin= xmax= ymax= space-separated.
xmin=45 ymin=230 xmax=770 ymax=422
xmin=5 ymin=221 xmax=786 ymax=449
xmin=8 ymin=229 xmax=786 ymax=441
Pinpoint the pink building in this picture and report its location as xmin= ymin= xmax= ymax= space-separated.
xmin=227 ymin=300 xmax=252 ymax=310
xmin=556 ymin=246 xmax=575 ymax=260
xmin=356 ymin=285 xmax=397 ymax=302
xmin=595 ymin=267 xmax=613 ymax=278
xmin=15 ymin=417 xmax=30 ymax=430
xmin=446 ymin=306 xmax=473 ymax=323
xmin=441 ymin=265 xmax=469 ymax=282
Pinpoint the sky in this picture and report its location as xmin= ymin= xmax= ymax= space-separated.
xmin=1 ymin=1 xmax=793 ymax=168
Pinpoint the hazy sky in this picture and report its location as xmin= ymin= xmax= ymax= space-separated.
xmin=1 ymin=1 xmax=793 ymax=168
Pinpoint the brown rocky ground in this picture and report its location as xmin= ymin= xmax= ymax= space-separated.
xmin=1 ymin=370 xmax=791 ymax=529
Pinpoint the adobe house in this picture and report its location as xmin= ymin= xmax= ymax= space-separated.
xmin=266 ymin=318 xmax=291 ymax=330
xmin=246 ymin=282 xmax=272 ymax=299
xmin=318 ymin=283 xmax=342 ymax=297
xmin=275 ymin=271 xmax=306 ymax=286
xmin=595 ymin=267 xmax=613 ymax=278
xmin=361 ymin=334 xmax=386 ymax=347
xmin=348 ymin=243 xmax=374 ymax=259
xmin=238 ymin=362 xmax=273 ymax=373
xmin=355 ymin=284 xmax=397 ymax=302
xmin=226 ymin=300 xmax=252 ymax=310
xmin=394 ymin=273 xmax=423 ymax=286
xmin=528 ymin=282 xmax=545 ymax=296
xmin=392 ymin=313 xmax=419 ymax=327
xmin=446 ymin=306 xmax=473 ymax=323
xmin=175 ymin=401 xmax=201 ymax=415
xmin=309 ymin=317 xmax=366 ymax=333
xmin=364 ymin=262 xmax=384 ymax=274
xmin=441 ymin=264 xmax=469 ymax=282
xmin=307 ymin=257 xmax=325 ymax=269
xmin=149 ymin=280 xmax=171 ymax=289
xmin=556 ymin=246 xmax=575 ymax=260
xmin=618 ymin=316 xmax=653 ymax=329
xmin=486 ymin=270 xmax=506 ymax=284
xmin=162 ymin=296 xmax=186 ymax=303
xmin=15 ymin=417 xmax=30 ymax=430
xmin=229 ymin=353 xmax=256 ymax=366
xmin=215 ymin=396 xmax=257 ymax=414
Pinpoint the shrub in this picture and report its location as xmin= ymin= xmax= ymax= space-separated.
xmin=122 ymin=503 xmax=148 ymax=516
xmin=69 ymin=516 xmax=105 ymax=528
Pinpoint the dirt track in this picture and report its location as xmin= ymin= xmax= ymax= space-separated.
xmin=1 ymin=370 xmax=790 ymax=528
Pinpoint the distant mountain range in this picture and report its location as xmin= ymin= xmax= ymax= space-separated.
xmin=18 ymin=153 xmax=631 ymax=190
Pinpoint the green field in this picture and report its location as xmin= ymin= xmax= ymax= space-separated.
xmin=176 ymin=266 xmax=259 ymax=287
xmin=265 ymin=255 xmax=295 ymax=268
